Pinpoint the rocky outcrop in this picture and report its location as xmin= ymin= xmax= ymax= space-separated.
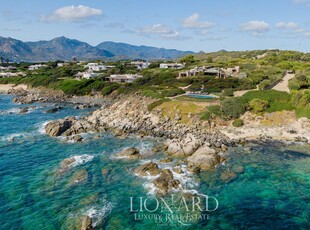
xmin=153 ymin=169 xmax=180 ymax=195
xmin=59 ymin=157 xmax=76 ymax=174
xmin=9 ymin=87 xmax=68 ymax=104
xmin=45 ymin=118 xmax=73 ymax=137
xmin=135 ymin=162 xmax=161 ymax=177
xmin=116 ymin=147 xmax=141 ymax=159
xmin=79 ymin=215 xmax=93 ymax=230
xmin=187 ymin=146 xmax=221 ymax=172
xmin=46 ymin=106 xmax=63 ymax=113
xmin=45 ymin=116 xmax=100 ymax=137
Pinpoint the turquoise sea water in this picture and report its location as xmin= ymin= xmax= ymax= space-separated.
xmin=0 ymin=94 xmax=310 ymax=229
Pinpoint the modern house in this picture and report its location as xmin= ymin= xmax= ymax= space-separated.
xmin=160 ymin=63 xmax=185 ymax=69
xmin=106 ymin=74 xmax=143 ymax=83
xmin=179 ymin=66 xmax=247 ymax=79
xmin=130 ymin=61 xmax=150 ymax=70
xmin=75 ymin=71 xmax=100 ymax=79
xmin=84 ymin=63 xmax=115 ymax=71
xmin=0 ymin=66 xmax=17 ymax=71
xmin=28 ymin=64 xmax=48 ymax=71
xmin=57 ymin=63 xmax=69 ymax=67
xmin=0 ymin=72 xmax=25 ymax=78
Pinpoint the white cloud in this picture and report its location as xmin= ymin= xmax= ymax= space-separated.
xmin=42 ymin=5 xmax=103 ymax=22
xmin=275 ymin=22 xmax=299 ymax=30
xmin=138 ymin=24 xmax=182 ymax=39
xmin=182 ymin=13 xmax=215 ymax=29
xmin=240 ymin=20 xmax=270 ymax=34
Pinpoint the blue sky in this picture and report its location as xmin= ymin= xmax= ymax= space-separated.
xmin=1 ymin=0 xmax=310 ymax=52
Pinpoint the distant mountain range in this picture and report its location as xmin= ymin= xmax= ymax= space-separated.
xmin=0 ymin=36 xmax=194 ymax=62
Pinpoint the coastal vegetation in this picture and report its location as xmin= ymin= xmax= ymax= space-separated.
xmin=1 ymin=50 xmax=310 ymax=120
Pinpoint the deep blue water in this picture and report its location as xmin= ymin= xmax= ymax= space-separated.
xmin=0 ymin=94 xmax=309 ymax=230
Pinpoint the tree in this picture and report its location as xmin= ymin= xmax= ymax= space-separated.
xmin=220 ymin=98 xmax=246 ymax=120
xmin=249 ymin=99 xmax=269 ymax=115
xmin=179 ymin=55 xmax=195 ymax=65
xmin=0 ymin=57 xmax=3 ymax=66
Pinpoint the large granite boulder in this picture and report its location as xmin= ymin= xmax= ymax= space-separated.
xmin=187 ymin=146 xmax=220 ymax=171
xmin=153 ymin=169 xmax=180 ymax=195
xmin=45 ymin=118 xmax=73 ymax=137
xmin=116 ymin=147 xmax=140 ymax=159
xmin=79 ymin=215 xmax=93 ymax=230
xmin=135 ymin=162 xmax=161 ymax=177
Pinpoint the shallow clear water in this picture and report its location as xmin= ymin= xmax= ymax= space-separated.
xmin=0 ymin=94 xmax=309 ymax=230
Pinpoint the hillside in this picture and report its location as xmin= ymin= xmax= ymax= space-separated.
xmin=97 ymin=41 xmax=194 ymax=60
xmin=0 ymin=36 xmax=194 ymax=62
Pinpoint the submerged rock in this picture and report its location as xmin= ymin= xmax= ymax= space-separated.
xmin=19 ymin=107 xmax=28 ymax=114
xmin=116 ymin=147 xmax=140 ymax=159
xmin=69 ymin=169 xmax=88 ymax=186
xmin=46 ymin=106 xmax=63 ymax=113
xmin=59 ymin=157 xmax=76 ymax=174
xmin=135 ymin=162 xmax=161 ymax=177
xmin=220 ymin=171 xmax=237 ymax=183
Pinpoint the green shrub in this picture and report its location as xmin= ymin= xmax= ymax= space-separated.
xmin=241 ymin=90 xmax=293 ymax=112
xmin=258 ymin=80 xmax=272 ymax=90
xmin=200 ymin=111 xmax=211 ymax=120
xmin=101 ymin=83 xmax=120 ymax=96
xmin=249 ymin=99 xmax=269 ymax=114
xmin=222 ymin=88 xmax=234 ymax=97
xmin=207 ymin=105 xmax=222 ymax=117
xmin=232 ymin=118 xmax=244 ymax=127
xmin=221 ymin=98 xmax=246 ymax=120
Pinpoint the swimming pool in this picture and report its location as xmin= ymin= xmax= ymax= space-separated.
xmin=187 ymin=94 xmax=216 ymax=99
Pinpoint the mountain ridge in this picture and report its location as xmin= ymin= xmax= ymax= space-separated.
xmin=0 ymin=36 xmax=194 ymax=62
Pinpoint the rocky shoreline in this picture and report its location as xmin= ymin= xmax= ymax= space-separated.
xmin=3 ymin=86 xmax=310 ymax=197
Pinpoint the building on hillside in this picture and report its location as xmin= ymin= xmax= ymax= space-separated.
xmin=179 ymin=65 xmax=247 ymax=79
xmin=160 ymin=63 xmax=185 ymax=69
xmin=106 ymin=74 xmax=143 ymax=83
xmin=84 ymin=63 xmax=115 ymax=71
xmin=178 ymin=66 xmax=225 ymax=78
xmin=130 ymin=61 xmax=150 ymax=70
xmin=0 ymin=72 xmax=25 ymax=78
xmin=28 ymin=64 xmax=48 ymax=71
xmin=57 ymin=63 xmax=69 ymax=67
xmin=0 ymin=66 xmax=17 ymax=71
xmin=75 ymin=71 xmax=100 ymax=79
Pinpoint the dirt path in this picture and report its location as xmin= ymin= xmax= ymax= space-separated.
xmin=234 ymin=85 xmax=259 ymax=97
xmin=272 ymin=74 xmax=295 ymax=92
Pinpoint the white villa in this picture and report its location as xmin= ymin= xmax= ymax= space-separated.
xmin=107 ymin=74 xmax=143 ymax=83
xmin=84 ymin=63 xmax=115 ymax=71
xmin=57 ymin=63 xmax=69 ymax=67
xmin=76 ymin=71 xmax=100 ymax=79
xmin=130 ymin=61 xmax=150 ymax=70
xmin=160 ymin=63 xmax=185 ymax=69
xmin=0 ymin=66 xmax=17 ymax=71
xmin=28 ymin=64 xmax=48 ymax=71
xmin=0 ymin=72 xmax=25 ymax=78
